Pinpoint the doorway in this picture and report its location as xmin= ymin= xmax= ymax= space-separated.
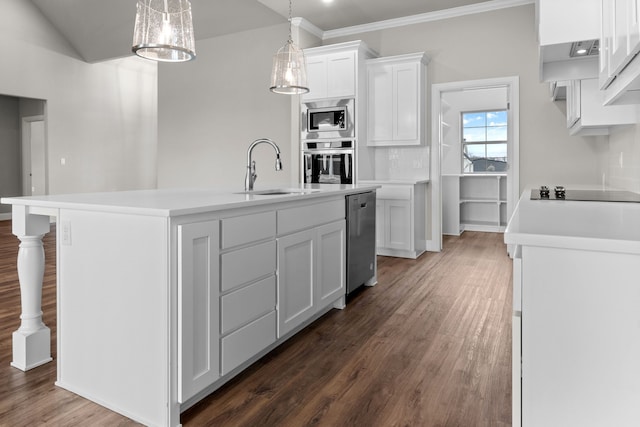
xmin=430 ymin=77 xmax=520 ymax=253
xmin=22 ymin=115 xmax=47 ymax=196
xmin=0 ymin=96 xmax=47 ymax=220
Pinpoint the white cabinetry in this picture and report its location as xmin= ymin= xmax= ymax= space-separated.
xmin=374 ymin=183 xmax=426 ymax=259
xmin=565 ymin=78 xmax=638 ymax=135
xmin=304 ymin=51 xmax=356 ymax=101
xmin=537 ymin=0 xmax=600 ymax=46
xmin=302 ymin=41 xmax=377 ymax=102
xmin=219 ymin=211 xmax=277 ymax=376
xmin=366 ymin=53 xmax=428 ymax=146
xmin=513 ymin=244 xmax=640 ymax=426
xmin=316 ymin=221 xmax=347 ymax=307
xmin=177 ymin=220 xmax=220 ymax=403
xmin=536 ymin=0 xmax=600 ymax=82
xmin=276 ymin=199 xmax=346 ymax=337
xmin=277 ymin=228 xmax=315 ymax=337
xmin=601 ymin=0 xmax=640 ymax=103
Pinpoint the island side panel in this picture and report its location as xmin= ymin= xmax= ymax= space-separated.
xmin=522 ymin=245 xmax=640 ymax=426
xmin=56 ymin=209 xmax=174 ymax=427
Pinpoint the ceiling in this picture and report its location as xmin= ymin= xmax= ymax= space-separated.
xmin=30 ymin=0 xmax=492 ymax=63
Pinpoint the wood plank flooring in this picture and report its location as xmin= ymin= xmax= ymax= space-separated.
xmin=0 ymin=220 xmax=512 ymax=426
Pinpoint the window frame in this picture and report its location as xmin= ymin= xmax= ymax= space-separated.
xmin=461 ymin=109 xmax=508 ymax=174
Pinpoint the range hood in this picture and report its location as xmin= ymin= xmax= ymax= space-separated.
xmin=540 ymin=41 xmax=599 ymax=82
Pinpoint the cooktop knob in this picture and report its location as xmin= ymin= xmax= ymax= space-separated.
xmin=540 ymin=185 xmax=550 ymax=199
xmin=555 ymin=186 xmax=566 ymax=199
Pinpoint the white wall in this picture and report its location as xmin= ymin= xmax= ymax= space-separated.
xmin=0 ymin=96 xmax=20 ymax=214
xmin=0 ymin=0 xmax=158 ymax=195
xmin=608 ymin=125 xmax=640 ymax=192
xmin=328 ymin=4 xmax=609 ymax=193
xmin=157 ymin=24 xmax=296 ymax=190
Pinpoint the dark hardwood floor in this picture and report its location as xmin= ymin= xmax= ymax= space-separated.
xmin=0 ymin=220 xmax=512 ymax=426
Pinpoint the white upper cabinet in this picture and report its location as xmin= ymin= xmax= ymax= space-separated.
xmin=536 ymin=0 xmax=600 ymax=82
xmin=303 ymin=51 xmax=356 ymax=101
xmin=566 ymin=78 xmax=638 ymax=135
xmin=599 ymin=0 xmax=640 ymax=88
xmin=600 ymin=0 xmax=640 ymax=104
xmin=537 ymin=0 xmax=600 ymax=46
xmin=366 ymin=53 xmax=429 ymax=146
xmin=302 ymin=41 xmax=377 ymax=102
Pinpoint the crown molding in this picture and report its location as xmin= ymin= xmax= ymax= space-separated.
xmin=291 ymin=17 xmax=324 ymax=40
xmin=321 ymin=0 xmax=534 ymax=40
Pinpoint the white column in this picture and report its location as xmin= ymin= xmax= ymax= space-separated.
xmin=10 ymin=205 xmax=52 ymax=371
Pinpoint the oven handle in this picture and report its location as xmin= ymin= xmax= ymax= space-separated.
xmin=302 ymin=149 xmax=355 ymax=155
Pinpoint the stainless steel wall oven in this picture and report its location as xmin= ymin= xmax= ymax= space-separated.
xmin=302 ymin=141 xmax=354 ymax=185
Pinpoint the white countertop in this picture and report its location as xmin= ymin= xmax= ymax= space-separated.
xmin=0 ymin=184 xmax=380 ymax=217
xmin=359 ymin=179 xmax=429 ymax=185
xmin=504 ymin=189 xmax=640 ymax=254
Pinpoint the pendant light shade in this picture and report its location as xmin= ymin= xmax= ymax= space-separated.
xmin=132 ymin=0 xmax=196 ymax=62
xmin=269 ymin=0 xmax=309 ymax=95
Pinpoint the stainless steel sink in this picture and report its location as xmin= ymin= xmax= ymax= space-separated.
xmin=235 ymin=188 xmax=321 ymax=196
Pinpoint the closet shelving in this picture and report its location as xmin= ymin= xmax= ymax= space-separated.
xmin=459 ymin=174 xmax=507 ymax=232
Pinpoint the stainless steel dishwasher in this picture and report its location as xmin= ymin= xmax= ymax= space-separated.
xmin=346 ymin=191 xmax=376 ymax=295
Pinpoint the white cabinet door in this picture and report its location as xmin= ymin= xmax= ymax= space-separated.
xmin=302 ymin=51 xmax=356 ymax=101
xmin=177 ymin=220 xmax=220 ymax=403
xmin=304 ymin=56 xmax=328 ymax=100
xmin=393 ymin=62 xmax=420 ymax=143
xmin=366 ymin=55 xmax=425 ymax=146
xmin=316 ymin=220 xmax=345 ymax=308
xmin=566 ymin=80 xmax=581 ymax=128
xmin=537 ymin=0 xmax=600 ymax=46
xmin=385 ymin=200 xmax=412 ymax=251
xmin=605 ymin=0 xmax=640 ymax=79
xmin=611 ymin=0 xmax=630 ymax=74
xmin=327 ymin=51 xmax=356 ymax=99
xmin=277 ymin=228 xmax=316 ymax=337
xmin=367 ymin=64 xmax=393 ymax=143
xmin=600 ymin=0 xmax=615 ymax=88
xmin=629 ymin=0 xmax=640 ymax=56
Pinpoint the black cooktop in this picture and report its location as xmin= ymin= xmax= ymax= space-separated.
xmin=530 ymin=186 xmax=640 ymax=203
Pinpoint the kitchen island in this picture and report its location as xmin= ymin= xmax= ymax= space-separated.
xmin=1 ymin=184 xmax=378 ymax=427
xmin=505 ymin=189 xmax=640 ymax=427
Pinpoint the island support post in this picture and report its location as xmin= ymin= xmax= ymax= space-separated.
xmin=10 ymin=205 xmax=52 ymax=371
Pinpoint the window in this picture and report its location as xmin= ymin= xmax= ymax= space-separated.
xmin=462 ymin=110 xmax=508 ymax=173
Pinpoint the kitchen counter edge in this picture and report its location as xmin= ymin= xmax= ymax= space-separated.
xmin=0 ymin=185 xmax=381 ymax=218
xmin=504 ymin=189 xmax=640 ymax=255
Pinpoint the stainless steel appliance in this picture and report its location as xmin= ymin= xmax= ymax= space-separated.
xmin=303 ymin=140 xmax=354 ymax=184
xmin=301 ymin=98 xmax=355 ymax=140
xmin=346 ymin=191 xmax=376 ymax=296
xmin=531 ymin=186 xmax=640 ymax=202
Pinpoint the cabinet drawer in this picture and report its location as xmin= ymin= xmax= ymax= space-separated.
xmin=278 ymin=198 xmax=344 ymax=236
xmin=377 ymin=186 xmax=412 ymax=200
xmin=221 ymin=240 xmax=276 ymax=292
xmin=221 ymin=211 xmax=276 ymax=249
xmin=221 ymin=275 xmax=276 ymax=335
xmin=221 ymin=311 xmax=276 ymax=375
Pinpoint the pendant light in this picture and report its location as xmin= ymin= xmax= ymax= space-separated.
xmin=132 ymin=0 xmax=196 ymax=62
xmin=269 ymin=0 xmax=309 ymax=94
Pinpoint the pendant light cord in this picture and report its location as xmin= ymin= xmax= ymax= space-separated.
xmin=288 ymin=0 xmax=293 ymax=43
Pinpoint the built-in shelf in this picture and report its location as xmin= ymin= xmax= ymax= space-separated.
xmin=443 ymin=174 xmax=507 ymax=235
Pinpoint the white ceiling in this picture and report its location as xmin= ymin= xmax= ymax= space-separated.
xmin=30 ymin=0 xmax=492 ymax=63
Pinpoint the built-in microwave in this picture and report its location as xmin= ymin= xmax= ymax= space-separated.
xmin=301 ymin=98 xmax=355 ymax=140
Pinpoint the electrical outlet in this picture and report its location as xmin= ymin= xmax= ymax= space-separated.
xmin=61 ymin=220 xmax=71 ymax=246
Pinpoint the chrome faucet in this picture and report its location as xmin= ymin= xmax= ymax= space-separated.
xmin=245 ymin=138 xmax=283 ymax=191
